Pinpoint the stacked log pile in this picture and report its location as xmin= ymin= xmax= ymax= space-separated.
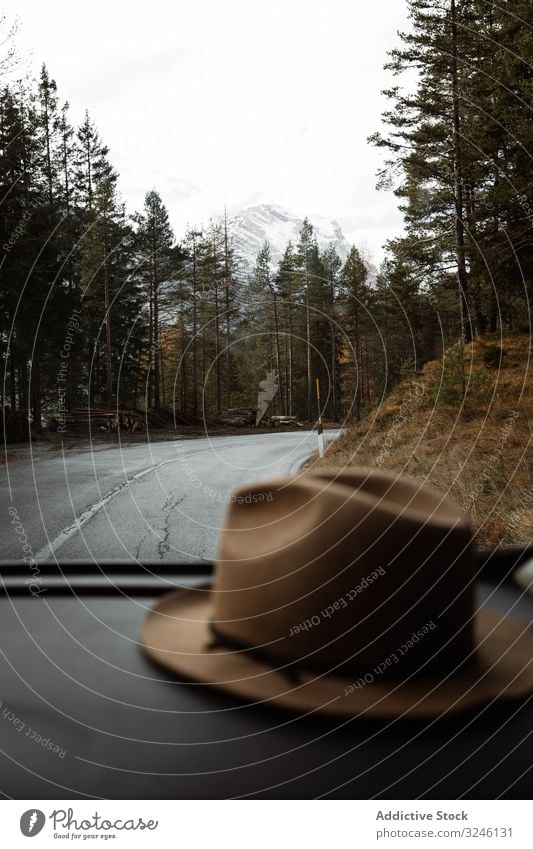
xmin=53 ymin=408 xmax=145 ymax=433
xmin=214 ymin=408 xmax=257 ymax=427
xmin=105 ymin=410 xmax=145 ymax=433
xmin=212 ymin=409 xmax=303 ymax=428
xmin=270 ymin=415 xmax=303 ymax=428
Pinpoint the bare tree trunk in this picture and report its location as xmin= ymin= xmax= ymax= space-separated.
xmin=133 ymin=355 xmax=140 ymax=409
xmin=354 ymin=307 xmax=361 ymax=422
xmin=93 ymin=337 xmax=103 ymax=407
xmin=213 ymin=233 xmax=221 ymax=415
xmin=153 ymin=302 xmax=161 ymax=410
xmin=269 ymin=283 xmax=284 ymax=415
xmin=305 ymin=252 xmax=312 ymax=420
xmin=223 ymin=210 xmax=231 ymax=409
xmin=180 ymin=320 xmax=187 ymax=414
xmin=201 ymin=279 xmax=206 ymax=417
xmin=61 ymin=109 xmax=77 ymax=410
xmin=329 ymin=328 xmax=335 ymax=420
xmin=489 ymin=282 xmax=497 ymax=334
xmin=103 ymin=227 xmax=113 ymax=408
xmin=192 ymin=237 xmax=198 ymax=417
xmin=31 ymin=356 xmax=42 ymax=434
xmin=274 ymin=294 xmax=284 ymax=414
xmin=9 ymin=344 xmax=17 ymax=410
xmin=214 ymin=281 xmax=221 ymax=415
xmin=489 ymin=166 xmax=500 ymax=334
xmin=284 ymin=333 xmax=289 ymax=413
xmin=360 ymin=337 xmax=366 ymax=413
xmin=148 ymin=277 xmax=153 ymax=410
xmin=152 ymin=235 xmax=161 ymax=410
xmin=287 ymin=282 xmax=293 ymax=417
xmin=329 ymin=279 xmax=338 ymax=420
xmin=160 ymin=326 xmax=166 ymax=408
xmin=364 ymin=337 xmax=372 ymax=407
xmin=451 ymin=0 xmax=472 ymax=343
xmin=18 ymin=355 xmax=28 ymax=411
xmin=368 ymin=338 xmax=374 ymax=408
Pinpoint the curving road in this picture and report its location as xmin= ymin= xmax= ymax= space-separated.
xmin=2 ymin=430 xmax=341 ymax=563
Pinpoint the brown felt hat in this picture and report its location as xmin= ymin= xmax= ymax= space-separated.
xmin=141 ymin=468 xmax=533 ymax=718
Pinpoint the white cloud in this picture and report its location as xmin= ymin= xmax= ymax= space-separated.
xmin=10 ymin=0 xmax=410 ymax=261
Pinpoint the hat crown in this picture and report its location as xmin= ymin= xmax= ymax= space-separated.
xmin=214 ymin=469 xmax=474 ymax=676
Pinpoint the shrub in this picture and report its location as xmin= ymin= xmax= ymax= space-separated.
xmin=483 ymin=346 xmax=507 ymax=369
xmin=426 ymin=344 xmax=492 ymax=414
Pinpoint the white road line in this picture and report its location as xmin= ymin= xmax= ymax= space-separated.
xmin=33 ymin=465 xmax=158 ymax=562
xmin=33 ymin=432 xmax=335 ymax=562
xmin=32 ymin=442 xmax=250 ymax=562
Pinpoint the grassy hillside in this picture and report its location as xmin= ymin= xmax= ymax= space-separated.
xmin=316 ymin=335 xmax=532 ymax=547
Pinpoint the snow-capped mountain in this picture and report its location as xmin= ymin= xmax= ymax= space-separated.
xmin=227 ymin=204 xmax=352 ymax=269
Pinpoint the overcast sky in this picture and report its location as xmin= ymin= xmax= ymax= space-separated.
xmin=10 ymin=0 xmax=411 ymax=262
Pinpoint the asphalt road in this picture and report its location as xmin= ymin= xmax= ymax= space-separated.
xmin=1 ymin=430 xmax=341 ymax=563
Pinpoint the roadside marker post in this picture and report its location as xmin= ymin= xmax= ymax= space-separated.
xmin=316 ymin=378 xmax=325 ymax=458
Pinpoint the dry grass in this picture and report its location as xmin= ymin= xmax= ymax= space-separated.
xmin=316 ymin=334 xmax=533 ymax=547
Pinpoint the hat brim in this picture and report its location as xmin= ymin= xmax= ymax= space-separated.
xmin=140 ymin=586 xmax=533 ymax=719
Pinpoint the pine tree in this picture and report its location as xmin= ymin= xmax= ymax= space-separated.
xmin=36 ymin=65 xmax=60 ymax=205
xmin=372 ymin=0 xmax=532 ymax=346
xmin=371 ymin=0 xmax=479 ymax=342
xmin=134 ymin=190 xmax=174 ymax=410
xmin=248 ymin=242 xmax=284 ymax=414
xmin=276 ymin=242 xmax=296 ymax=415
xmin=322 ymin=245 xmax=342 ymax=420
xmin=182 ymin=228 xmax=203 ymax=416
xmin=75 ymin=111 xmax=113 ymax=212
xmin=339 ymin=247 xmax=370 ymax=420
xmin=295 ymin=219 xmax=319 ymax=419
xmin=0 ymin=87 xmax=33 ymax=416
